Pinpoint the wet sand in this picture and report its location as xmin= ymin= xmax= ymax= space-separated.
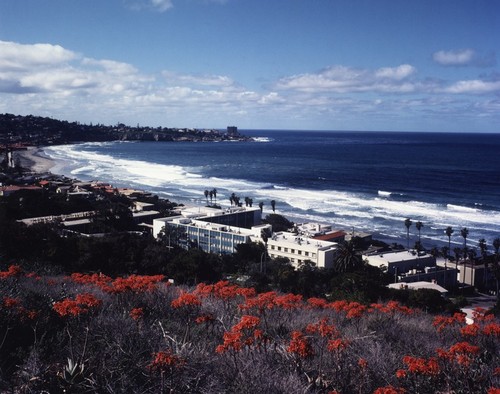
xmin=14 ymin=147 xmax=55 ymax=174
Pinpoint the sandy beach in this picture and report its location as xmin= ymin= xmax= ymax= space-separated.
xmin=14 ymin=147 xmax=55 ymax=174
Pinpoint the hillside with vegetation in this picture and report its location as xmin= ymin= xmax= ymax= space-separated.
xmin=1 ymin=266 xmax=499 ymax=393
xmin=0 ymin=113 xmax=247 ymax=145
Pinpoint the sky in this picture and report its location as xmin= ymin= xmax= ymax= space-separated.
xmin=0 ymin=0 xmax=499 ymax=132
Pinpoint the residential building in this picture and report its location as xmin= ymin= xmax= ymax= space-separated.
xmin=267 ymin=231 xmax=337 ymax=269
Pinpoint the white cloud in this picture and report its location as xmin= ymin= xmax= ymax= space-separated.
xmin=433 ymin=49 xmax=475 ymax=66
xmin=274 ymin=64 xmax=417 ymax=93
xmin=443 ymin=79 xmax=500 ymax=94
xmin=162 ymin=71 xmax=235 ymax=88
xmin=1 ymin=40 xmax=499 ymax=131
xmin=0 ymin=40 xmax=76 ymax=71
xmin=150 ymin=0 xmax=173 ymax=12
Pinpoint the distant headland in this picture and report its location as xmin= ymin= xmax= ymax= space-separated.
xmin=0 ymin=113 xmax=250 ymax=146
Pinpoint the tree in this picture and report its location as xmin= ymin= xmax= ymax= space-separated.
xmin=445 ymin=226 xmax=454 ymax=253
xmin=262 ymin=214 xmax=293 ymax=232
xmin=204 ymin=190 xmax=209 ymax=205
xmin=212 ymin=188 xmax=217 ymax=205
xmin=461 ymin=227 xmax=469 ymax=251
xmin=404 ymin=218 xmax=412 ymax=249
xmin=415 ymin=221 xmax=423 ymax=242
xmin=258 ymin=201 xmax=264 ymax=212
xmin=333 ymin=240 xmax=363 ymax=273
xmin=270 ymin=200 xmax=276 ymax=213
xmin=492 ymin=238 xmax=500 ymax=299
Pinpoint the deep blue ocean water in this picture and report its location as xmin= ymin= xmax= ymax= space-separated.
xmin=44 ymin=130 xmax=500 ymax=249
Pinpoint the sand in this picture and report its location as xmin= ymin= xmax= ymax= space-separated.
xmin=13 ymin=147 xmax=55 ymax=174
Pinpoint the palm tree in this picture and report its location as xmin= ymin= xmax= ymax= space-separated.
xmin=404 ymin=218 xmax=412 ymax=249
xmin=445 ymin=226 xmax=454 ymax=253
xmin=415 ymin=221 xmax=423 ymax=243
xmin=258 ymin=201 xmax=264 ymax=212
xmin=204 ymin=189 xmax=209 ymax=205
xmin=333 ymin=241 xmax=363 ymax=273
xmin=461 ymin=227 xmax=469 ymax=253
xmin=492 ymin=238 xmax=500 ymax=299
xmin=212 ymin=188 xmax=217 ymax=205
xmin=270 ymin=200 xmax=276 ymax=213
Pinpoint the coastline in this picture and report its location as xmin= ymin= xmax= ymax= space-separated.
xmin=14 ymin=146 xmax=55 ymax=174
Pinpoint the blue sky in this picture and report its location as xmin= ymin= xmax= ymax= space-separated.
xmin=0 ymin=0 xmax=499 ymax=132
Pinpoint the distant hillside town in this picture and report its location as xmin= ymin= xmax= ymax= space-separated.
xmin=0 ymin=113 xmax=249 ymax=147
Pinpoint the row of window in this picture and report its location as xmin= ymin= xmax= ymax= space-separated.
xmin=269 ymin=245 xmax=316 ymax=259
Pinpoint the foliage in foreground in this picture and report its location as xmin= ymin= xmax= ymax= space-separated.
xmin=1 ymin=264 xmax=499 ymax=393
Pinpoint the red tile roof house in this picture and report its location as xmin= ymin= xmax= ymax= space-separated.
xmin=0 ymin=185 xmax=42 ymax=197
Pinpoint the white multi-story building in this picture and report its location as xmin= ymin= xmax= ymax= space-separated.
xmin=153 ymin=206 xmax=270 ymax=255
xmin=267 ymin=231 xmax=337 ymax=269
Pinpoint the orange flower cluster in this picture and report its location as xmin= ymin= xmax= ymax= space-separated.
xmin=287 ymin=330 xmax=314 ymax=358
xmin=327 ymin=300 xmax=368 ymax=319
xmin=148 ymin=350 xmax=185 ymax=372
xmin=307 ymin=297 xmax=328 ymax=309
xmin=327 ymin=338 xmax=351 ymax=352
xmin=70 ymin=273 xmax=165 ymax=293
xmin=432 ymin=312 xmax=466 ymax=333
xmin=239 ymin=291 xmax=303 ymax=313
xmin=0 ymin=264 xmax=22 ymax=279
xmin=171 ymin=291 xmax=202 ymax=309
xmin=53 ymin=293 xmax=102 ymax=317
xmin=373 ymin=386 xmax=407 ymax=394
xmin=400 ymin=355 xmax=440 ymax=376
xmin=195 ymin=280 xmax=256 ymax=301
xmin=129 ymin=307 xmax=144 ymax=321
xmin=2 ymin=296 xmax=38 ymax=320
xmin=437 ymin=341 xmax=480 ymax=367
xmin=216 ymin=315 xmax=264 ymax=353
xmin=306 ymin=317 xmax=340 ymax=339
xmin=358 ymin=357 xmax=368 ymax=369
xmin=369 ymin=301 xmax=415 ymax=316
xmin=195 ymin=313 xmax=215 ymax=324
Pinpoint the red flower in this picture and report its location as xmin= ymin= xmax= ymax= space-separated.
xmin=149 ymin=350 xmax=185 ymax=372
xmin=52 ymin=293 xmax=102 ymax=317
xmin=287 ymin=331 xmax=314 ymax=358
xmin=358 ymin=358 xmax=368 ymax=369
xmin=373 ymin=386 xmax=406 ymax=394
xmin=171 ymin=291 xmax=202 ymax=308
xmin=0 ymin=265 xmax=22 ymax=279
xmin=327 ymin=338 xmax=350 ymax=352
xmin=460 ymin=323 xmax=479 ymax=337
xmin=130 ymin=307 xmax=144 ymax=321
xmin=3 ymin=296 xmax=21 ymax=308
xmin=195 ymin=314 xmax=215 ymax=324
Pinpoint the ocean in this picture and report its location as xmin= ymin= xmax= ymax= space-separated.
xmin=43 ymin=130 xmax=500 ymax=249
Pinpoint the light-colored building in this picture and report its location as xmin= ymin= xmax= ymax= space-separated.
xmin=267 ymin=231 xmax=337 ymax=269
xmin=153 ymin=205 xmax=269 ymax=255
xmin=363 ymin=250 xmax=436 ymax=276
xmin=153 ymin=216 xmax=269 ymax=254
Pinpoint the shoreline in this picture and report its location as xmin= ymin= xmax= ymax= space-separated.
xmin=14 ymin=146 xmax=56 ymax=174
